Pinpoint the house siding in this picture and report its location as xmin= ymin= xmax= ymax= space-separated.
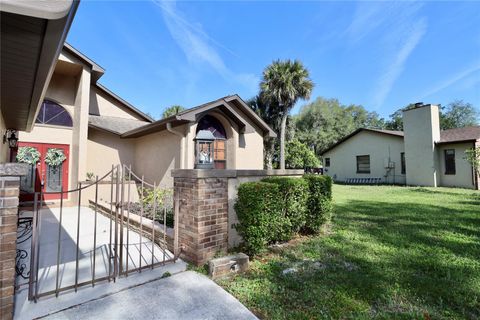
xmin=86 ymin=128 xmax=136 ymax=179
xmin=323 ymin=131 xmax=406 ymax=184
xmin=89 ymin=86 xmax=146 ymax=121
xmin=437 ymin=142 xmax=476 ymax=189
xmin=134 ymin=127 xmax=183 ymax=188
xmin=403 ymin=105 xmax=441 ymax=187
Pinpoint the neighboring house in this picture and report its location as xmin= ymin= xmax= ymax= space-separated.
xmin=11 ymin=44 xmax=275 ymax=200
xmin=321 ymin=104 xmax=480 ymax=189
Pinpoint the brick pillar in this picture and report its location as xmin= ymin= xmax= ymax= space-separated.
xmin=174 ymin=176 xmax=229 ymax=266
xmin=0 ymin=163 xmax=27 ymax=320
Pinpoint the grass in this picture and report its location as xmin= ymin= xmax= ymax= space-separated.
xmin=217 ymin=185 xmax=480 ymax=319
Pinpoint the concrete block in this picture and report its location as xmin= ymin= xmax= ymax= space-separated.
xmin=208 ymin=253 xmax=249 ymax=279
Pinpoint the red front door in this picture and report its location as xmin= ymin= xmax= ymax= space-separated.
xmin=16 ymin=142 xmax=69 ymax=201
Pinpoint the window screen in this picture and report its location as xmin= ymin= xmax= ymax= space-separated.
xmin=444 ymin=149 xmax=456 ymax=175
xmin=325 ymin=158 xmax=330 ymax=167
xmin=356 ymin=155 xmax=370 ymax=173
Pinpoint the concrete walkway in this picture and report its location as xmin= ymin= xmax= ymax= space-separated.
xmin=42 ymin=271 xmax=257 ymax=320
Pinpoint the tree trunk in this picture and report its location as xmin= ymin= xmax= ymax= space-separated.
xmin=279 ymin=113 xmax=288 ymax=170
xmin=264 ymin=139 xmax=274 ymax=169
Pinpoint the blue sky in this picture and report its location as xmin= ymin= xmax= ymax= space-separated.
xmin=67 ymin=1 xmax=480 ymax=119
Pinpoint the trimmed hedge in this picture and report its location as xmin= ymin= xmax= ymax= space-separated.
xmin=234 ymin=182 xmax=283 ymax=255
xmin=234 ymin=175 xmax=333 ymax=255
xmin=261 ymin=177 xmax=309 ymax=240
xmin=303 ymin=174 xmax=333 ymax=233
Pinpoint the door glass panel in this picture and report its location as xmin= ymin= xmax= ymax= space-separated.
xmin=46 ymin=163 xmax=63 ymax=192
xmin=20 ymin=164 xmax=36 ymax=193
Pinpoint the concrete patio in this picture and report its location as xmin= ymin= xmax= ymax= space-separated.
xmin=14 ymin=206 xmax=186 ymax=320
xmin=43 ymin=271 xmax=258 ymax=320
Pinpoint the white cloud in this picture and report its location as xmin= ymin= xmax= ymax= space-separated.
xmin=152 ymin=0 xmax=258 ymax=92
xmin=346 ymin=2 xmax=427 ymax=108
xmin=373 ymin=18 xmax=427 ymax=107
xmin=420 ymin=63 xmax=480 ymax=98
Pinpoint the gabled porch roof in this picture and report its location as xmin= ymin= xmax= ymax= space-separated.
xmin=122 ymin=95 xmax=276 ymax=139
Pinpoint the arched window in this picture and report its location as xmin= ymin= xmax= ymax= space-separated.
xmin=195 ymin=115 xmax=227 ymax=169
xmin=35 ymin=100 xmax=73 ymax=127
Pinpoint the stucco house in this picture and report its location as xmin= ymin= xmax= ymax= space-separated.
xmin=6 ymin=43 xmax=275 ymax=201
xmin=321 ymin=103 xmax=480 ymax=189
xmin=1 ymin=2 xmax=295 ymax=316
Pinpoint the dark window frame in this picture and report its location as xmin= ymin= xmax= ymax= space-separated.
xmin=356 ymin=155 xmax=370 ymax=174
xmin=401 ymin=152 xmax=406 ymax=175
xmin=35 ymin=100 xmax=73 ymax=127
xmin=444 ymin=149 xmax=456 ymax=175
xmin=325 ymin=158 xmax=330 ymax=167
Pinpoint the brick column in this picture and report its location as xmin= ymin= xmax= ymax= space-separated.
xmin=174 ymin=173 xmax=229 ymax=266
xmin=0 ymin=163 xmax=27 ymax=320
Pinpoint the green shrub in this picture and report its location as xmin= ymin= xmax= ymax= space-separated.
xmin=303 ymin=174 xmax=333 ymax=233
xmin=234 ymin=175 xmax=333 ymax=255
xmin=261 ymin=177 xmax=309 ymax=239
xmin=234 ymin=182 xmax=283 ymax=255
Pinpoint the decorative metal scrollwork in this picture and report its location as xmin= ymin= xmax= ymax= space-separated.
xmin=17 ymin=217 xmax=33 ymax=244
xmin=16 ymin=217 xmax=33 ymax=279
xmin=15 ymin=249 xmax=30 ymax=279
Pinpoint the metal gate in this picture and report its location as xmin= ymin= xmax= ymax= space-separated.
xmin=26 ymin=165 xmax=179 ymax=301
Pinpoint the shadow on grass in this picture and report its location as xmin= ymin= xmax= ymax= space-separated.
xmin=223 ymin=196 xmax=480 ymax=319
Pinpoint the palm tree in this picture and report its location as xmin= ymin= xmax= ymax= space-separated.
xmin=260 ymin=59 xmax=314 ymax=169
xmin=247 ymin=95 xmax=281 ymax=169
xmin=162 ymin=105 xmax=185 ymax=119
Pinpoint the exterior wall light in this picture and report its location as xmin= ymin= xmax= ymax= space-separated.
xmin=3 ymin=129 xmax=18 ymax=149
xmin=195 ymin=130 xmax=215 ymax=169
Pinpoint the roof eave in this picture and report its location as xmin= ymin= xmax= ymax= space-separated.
xmin=224 ymin=95 xmax=277 ymax=137
xmin=88 ymin=123 xmax=122 ymax=136
xmin=1 ymin=0 xmax=80 ymax=132
xmin=436 ymin=139 xmax=478 ymax=145
xmin=121 ymin=117 xmax=188 ymax=138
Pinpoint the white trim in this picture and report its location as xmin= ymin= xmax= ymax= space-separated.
xmin=0 ymin=0 xmax=73 ymax=20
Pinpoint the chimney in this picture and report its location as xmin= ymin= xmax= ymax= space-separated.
xmin=402 ymin=103 xmax=440 ymax=187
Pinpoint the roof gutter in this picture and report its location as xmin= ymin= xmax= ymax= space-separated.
xmin=166 ymin=122 xmax=185 ymax=169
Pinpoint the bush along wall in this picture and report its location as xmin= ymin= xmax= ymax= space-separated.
xmin=261 ymin=177 xmax=309 ymax=240
xmin=234 ymin=182 xmax=283 ymax=255
xmin=234 ymin=175 xmax=333 ymax=255
xmin=303 ymin=174 xmax=333 ymax=233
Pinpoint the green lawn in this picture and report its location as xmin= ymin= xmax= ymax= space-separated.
xmin=218 ymin=185 xmax=480 ymax=319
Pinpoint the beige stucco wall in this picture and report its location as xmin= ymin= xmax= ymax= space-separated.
xmin=86 ymin=128 xmax=136 ymax=179
xmin=236 ymin=131 xmax=264 ymax=169
xmin=403 ymin=105 xmax=441 ymax=187
xmin=45 ymin=73 xmax=78 ymax=106
xmin=89 ymin=87 xmax=145 ymax=121
xmin=232 ymin=107 xmax=265 ymax=169
xmin=437 ymin=142 xmax=476 ymax=189
xmin=323 ymin=131 xmax=406 ymax=184
xmin=134 ymin=128 xmax=183 ymax=188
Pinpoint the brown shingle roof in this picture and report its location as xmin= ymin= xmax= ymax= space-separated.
xmin=88 ymin=115 xmax=150 ymax=135
xmin=439 ymin=126 xmax=480 ymax=144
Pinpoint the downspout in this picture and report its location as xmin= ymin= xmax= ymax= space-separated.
xmin=166 ymin=122 xmax=185 ymax=169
